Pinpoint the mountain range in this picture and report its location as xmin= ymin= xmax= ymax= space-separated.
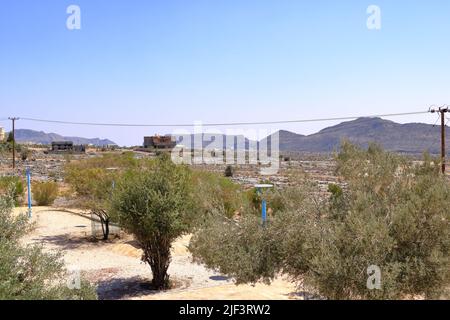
xmin=177 ymin=117 xmax=448 ymax=155
xmin=262 ymin=117 xmax=449 ymax=154
xmin=9 ymin=117 xmax=449 ymax=154
xmin=13 ymin=129 xmax=116 ymax=146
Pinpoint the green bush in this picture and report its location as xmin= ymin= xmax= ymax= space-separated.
xmin=0 ymin=176 xmax=24 ymax=206
xmin=0 ymin=192 xmax=97 ymax=299
xmin=111 ymin=154 xmax=195 ymax=290
xmin=224 ymin=165 xmax=234 ymax=177
xmin=190 ymin=142 xmax=450 ymax=299
xmin=245 ymin=182 xmax=286 ymax=216
xmin=32 ymin=181 xmax=59 ymax=206
xmin=21 ymin=148 xmax=31 ymax=161
xmin=190 ymin=213 xmax=283 ymax=285
xmin=192 ymin=170 xmax=249 ymax=219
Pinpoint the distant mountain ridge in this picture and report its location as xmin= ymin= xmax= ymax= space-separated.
xmin=262 ymin=117 xmax=450 ymax=155
xmin=13 ymin=129 xmax=116 ymax=146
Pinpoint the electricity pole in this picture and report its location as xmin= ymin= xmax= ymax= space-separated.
xmin=430 ymin=107 xmax=448 ymax=174
xmin=8 ymin=117 xmax=19 ymax=169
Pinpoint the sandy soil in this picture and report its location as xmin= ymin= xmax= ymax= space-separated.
xmin=16 ymin=206 xmax=300 ymax=300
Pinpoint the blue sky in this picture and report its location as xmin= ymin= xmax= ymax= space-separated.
xmin=1 ymin=0 xmax=449 ymax=146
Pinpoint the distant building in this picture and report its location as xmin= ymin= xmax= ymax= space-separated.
xmin=0 ymin=127 xmax=5 ymax=141
xmin=51 ymin=141 xmax=86 ymax=153
xmin=143 ymin=135 xmax=176 ymax=149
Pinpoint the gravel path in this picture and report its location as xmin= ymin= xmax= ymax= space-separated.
xmin=16 ymin=207 xmax=298 ymax=300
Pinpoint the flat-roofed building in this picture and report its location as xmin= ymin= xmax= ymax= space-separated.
xmin=51 ymin=141 xmax=86 ymax=153
xmin=143 ymin=135 xmax=176 ymax=149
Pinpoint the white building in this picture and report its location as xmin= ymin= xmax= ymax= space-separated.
xmin=0 ymin=127 xmax=5 ymax=141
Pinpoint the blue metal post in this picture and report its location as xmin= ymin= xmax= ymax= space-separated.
xmin=262 ymin=198 xmax=267 ymax=224
xmin=26 ymin=168 xmax=32 ymax=218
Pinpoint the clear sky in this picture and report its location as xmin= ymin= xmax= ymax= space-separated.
xmin=1 ymin=0 xmax=449 ymax=146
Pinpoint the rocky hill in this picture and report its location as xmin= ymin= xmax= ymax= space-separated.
xmin=13 ymin=129 xmax=116 ymax=146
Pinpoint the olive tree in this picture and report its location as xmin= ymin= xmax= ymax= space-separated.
xmin=111 ymin=154 xmax=195 ymax=290
xmin=190 ymin=142 xmax=450 ymax=299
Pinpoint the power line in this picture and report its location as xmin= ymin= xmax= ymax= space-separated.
xmin=18 ymin=111 xmax=429 ymax=127
xmin=423 ymin=113 xmax=442 ymax=152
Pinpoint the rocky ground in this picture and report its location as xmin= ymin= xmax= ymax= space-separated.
xmin=1 ymin=149 xmax=338 ymax=187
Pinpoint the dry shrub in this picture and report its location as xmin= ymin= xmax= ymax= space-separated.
xmin=32 ymin=181 xmax=59 ymax=206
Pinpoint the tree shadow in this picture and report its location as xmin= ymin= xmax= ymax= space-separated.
xmin=34 ymin=234 xmax=101 ymax=250
xmin=96 ymin=276 xmax=158 ymax=300
xmin=96 ymin=276 xmax=191 ymax=300
xmin=286 ymin=291 xmax=326 ymax=300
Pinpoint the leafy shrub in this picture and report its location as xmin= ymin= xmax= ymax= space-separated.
xmin=0 ymin=192 xmax=97 ymax=299
xmin=190 ymin=213 xmax=283 ymax=285
xmin=21 ymin=148 xmax=31 ymax=161
xmin=0 ymin=176 xmax=24 ymax=206
xmin=32 ymin=181 xmax=59 ymax=206
xmin=224 ymin=165 xmax=233 ymax=177
xmin=111 ymin=154 xmax=195 ymax=290
xmin=191 ymin=142 xmax=450 ymax=299
xmin=192 ymin=170 xmax=249 ymax=219
xmin=245 ymin=182 xmax=286 ymax=216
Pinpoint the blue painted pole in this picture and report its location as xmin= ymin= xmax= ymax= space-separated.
xmin=262 ymin=198 xmax=267 ymax=224
xmin=26 ymin=168 xmax=32 ymax=218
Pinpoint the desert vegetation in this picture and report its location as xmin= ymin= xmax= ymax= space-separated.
xmin=32 ymin=181 xmax=59 ymax=206
xmin=64 ymin=153 xmax=138 ymax=240
xmin=0 ymin=176 xmax=24 ymax=206
xmin=190 ymin=142 xmax=450 ymax=299
xmin=1 ymin=142 xmax=448 ymax=300
xmin=0 ymin=190 xmax=96 ymax=299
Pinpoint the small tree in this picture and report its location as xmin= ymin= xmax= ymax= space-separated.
xmin=64 ymin=153 xmax=137 ymax=240
xmin=65 ymin=167 xmax=115 ymax=240
xmin=111 ymin=155 xmax=195 ymax=290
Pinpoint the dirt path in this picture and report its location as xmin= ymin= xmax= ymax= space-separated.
xmin=16 ymin=207 xmax=299 ymax=300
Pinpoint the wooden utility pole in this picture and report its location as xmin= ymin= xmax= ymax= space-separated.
xmin=8 ymin=117 xmax=19 ymax=169
xmin=431 ymin=107 xmax=448 ymax=174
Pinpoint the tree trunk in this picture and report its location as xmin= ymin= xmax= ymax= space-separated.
xmin=102 ymin=219 xmax=109 ymax=240
xmin=94 ymin=209 xmax=110 ymax=240
xmin=142 ymin=239 xmax=171 ymax=290
xmin=150 ymin=261 xmax=170 ymax=290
